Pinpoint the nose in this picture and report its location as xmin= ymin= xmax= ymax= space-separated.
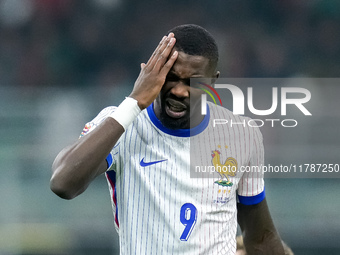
xmin=170 ymin=82 xmax=189 ymax=98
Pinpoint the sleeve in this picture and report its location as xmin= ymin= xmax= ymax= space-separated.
xmin=237 ymin=125 xmax=265 ymax=205
xmin=79 ymin=106 xmax=119 ymax=171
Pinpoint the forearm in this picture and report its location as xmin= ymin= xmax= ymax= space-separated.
xmin=50 ymin=117 xmax=124 ymax=199
xmin=242 ymin=228 xmax=284 ymax=255
xmin=238 ymin=199 xmax=285 ymax=255
xmin=51 ymin=33 xmax=177 ymax=200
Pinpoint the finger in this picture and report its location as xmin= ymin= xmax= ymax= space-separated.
xmin=153 ymin=37 xmax=176 ymax=71
xmin=147 ymin=33 xmax=175 ymax=68
xmin=140 ymin=63 xmax=146 ymax=69
xmin=159 ymin=50 xmax=178 ymax=77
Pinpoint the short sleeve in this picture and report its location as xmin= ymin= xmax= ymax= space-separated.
xmin=79 ymin=106 xmax=118 ymax=171
xmin=79 ymin=106 xmax=117 ymax=138
xmin=237 ymin=126 xmax=265 ymax=205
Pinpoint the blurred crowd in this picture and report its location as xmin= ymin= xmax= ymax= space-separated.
xmin=0 ymin=0 xmax=339 ymax=87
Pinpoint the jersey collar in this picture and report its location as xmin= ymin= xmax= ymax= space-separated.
xmin=146 ymin=102 xmax=210 ymax=137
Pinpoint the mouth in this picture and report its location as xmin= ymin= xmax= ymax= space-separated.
xmin=165 ymin=98 xmax=187 ymax=119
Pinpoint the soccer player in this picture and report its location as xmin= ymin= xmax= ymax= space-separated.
xmin=50 ymin=24 xmax=284 ymax=254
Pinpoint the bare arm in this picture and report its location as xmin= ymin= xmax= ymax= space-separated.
xmin=50 ymin=118 xmax=124 ymax=199
xmin=50 ymin=33 xmax=178 ymax=199
xmin=237 ymin=198 xmax=285 ymax=255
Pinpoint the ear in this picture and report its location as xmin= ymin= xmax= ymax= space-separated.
xmin=211 ymin=71 xmax=220 ymax=85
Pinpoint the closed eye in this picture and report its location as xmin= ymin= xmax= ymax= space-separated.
xmin=166 ymin=73 xmax=190 ymax=86
xmin=166 ymin=73 xmax=179 ymax=82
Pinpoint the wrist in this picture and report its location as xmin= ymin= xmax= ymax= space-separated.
xmin=108 ymin=97 xmax=141 ymax=130
xmin=128 ymin=93 xmax=148 ymax=110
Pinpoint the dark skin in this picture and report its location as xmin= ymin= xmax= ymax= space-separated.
xmin=51 ymin=33 xmax=179 ymax=199
xmin=154 ymin=50 xmax=218 ymax=129
xmin=238 ymin=199 xmax=285 ymax=254
xmin=50 ymin=32 xmax=284 ymax=255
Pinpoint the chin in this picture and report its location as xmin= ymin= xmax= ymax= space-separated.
xmin=159 ymin=113 xmax=190 ymax=129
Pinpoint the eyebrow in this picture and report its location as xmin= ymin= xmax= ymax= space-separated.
xmin=167 ymin=70 xmax=205 ymax=79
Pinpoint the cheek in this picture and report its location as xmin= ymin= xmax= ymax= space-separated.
xmin=190 ymin=89 xmax=204 ymax=102
xmin=160 ymin=81 xmax=177 ymax=96
xmin=158 ymin=83 xmax=168 ymax=98
xmin=189 ymin=94 xmax=202 ymax=111
xmin=160 ymin=81 xmax=171 ymax=93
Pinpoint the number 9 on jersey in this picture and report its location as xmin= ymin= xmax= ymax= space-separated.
xmin=180 ymin=203 xmax=197 ymax=241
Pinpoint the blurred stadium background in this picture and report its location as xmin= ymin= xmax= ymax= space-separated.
xmin=0 ymin=0 xmax=339 ymax=254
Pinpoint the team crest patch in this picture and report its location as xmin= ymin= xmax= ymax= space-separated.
xmin=80 ymin=123 xmax=91 ymax=137
xmin=211 ymin=145 xmax=237 ymax=187
xmin=213 ymin=188 xmax=232 ymax=204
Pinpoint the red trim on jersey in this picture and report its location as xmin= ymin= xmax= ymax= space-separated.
xmin=106 ymin=171 xmax=119 ymax=228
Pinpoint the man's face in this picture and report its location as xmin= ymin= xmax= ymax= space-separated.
xmin=154 ymin=50 xmax=218 ymax=129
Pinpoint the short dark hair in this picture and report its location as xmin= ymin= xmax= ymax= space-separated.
xmin=168 ymin=24 xmax=219 ymax=71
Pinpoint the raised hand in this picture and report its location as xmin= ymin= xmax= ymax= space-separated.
xmin=129 ymin=33 xmax=178 ymax=109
